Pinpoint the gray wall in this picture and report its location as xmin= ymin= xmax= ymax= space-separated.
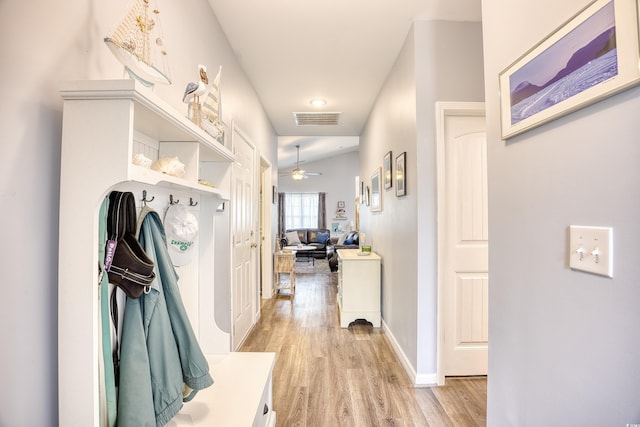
xmin=359 ymin=20 xmax=484 ymax=379
xmin=0 ymin=0 xmax=276 ymax=425
xmin=278 ymin=151 xmax=359 ymax=230
xmin=483 ymin=0 xmax=640 ymax=424
xmin=360 ymin=25 xmax=420 ymax=373
xmin=414 ymin=20 xmax=486 ymax=375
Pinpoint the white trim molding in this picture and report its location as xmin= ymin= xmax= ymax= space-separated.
xmin=382 ymin=320 xmax=438 ymax=387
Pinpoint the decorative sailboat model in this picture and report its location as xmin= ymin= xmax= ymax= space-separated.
xmin=104 ymin=0 xmax=171 ymax=87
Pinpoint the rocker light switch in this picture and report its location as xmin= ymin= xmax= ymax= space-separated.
xmin=569 ymin=226 xmax=613 ymax=278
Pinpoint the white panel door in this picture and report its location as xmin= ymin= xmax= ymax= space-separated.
xmin=443 ymin=114 xmax=488 ymax=376
xmin=231 ymin=128 xmax=258 ymax=349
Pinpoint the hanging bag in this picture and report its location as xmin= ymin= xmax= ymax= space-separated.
xmin=105 ymin=191 xmax=155 ymax=298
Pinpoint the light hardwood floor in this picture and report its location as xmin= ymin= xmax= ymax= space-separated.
xmin=240 ymin=269 xmax=487 ymax=426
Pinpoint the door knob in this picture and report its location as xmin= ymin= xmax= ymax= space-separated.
xmin=251 ymin=243 xmax=258 ymax=248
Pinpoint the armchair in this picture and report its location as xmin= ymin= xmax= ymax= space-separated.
xmin=327 ymin=231 xmax=359 ymax=272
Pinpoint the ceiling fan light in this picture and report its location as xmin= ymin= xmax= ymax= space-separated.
xmin=292 ymin=169 xmax=305 ymax=180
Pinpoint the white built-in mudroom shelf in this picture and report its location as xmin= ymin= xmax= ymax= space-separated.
xmin=58 ymin=79 xmax=275 ymax=426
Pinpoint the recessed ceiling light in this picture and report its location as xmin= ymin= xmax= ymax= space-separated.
xmin=309 ymin=98 xmax=326 ymax=107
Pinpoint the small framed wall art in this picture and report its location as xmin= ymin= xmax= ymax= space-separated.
xmin=395 ymin=152 xmax=406 ymax=197
xmin=371 ymin=167 xmax=382 ymax=212
xmin=383 ymin=151 xmax=392 ymax=189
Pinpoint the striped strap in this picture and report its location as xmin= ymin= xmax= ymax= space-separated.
xmin=99 ymin=196 xmax=117 ymax=427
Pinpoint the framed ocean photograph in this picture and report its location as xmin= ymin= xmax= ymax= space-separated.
xmin=499 ymin=0 xmax=640 ymax=139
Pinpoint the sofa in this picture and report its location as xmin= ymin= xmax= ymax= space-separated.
xmin=327 ymin=231 xmax=360 ymax=272
xmin=280 ymin=228 xmax=332 ymax=259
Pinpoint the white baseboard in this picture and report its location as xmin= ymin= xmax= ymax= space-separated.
xmin=381 ymin=320 xmax=438 ymax=387
xmin=415 ymin=372 xmax=438 ymax=387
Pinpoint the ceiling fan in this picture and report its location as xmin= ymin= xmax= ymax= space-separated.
xmin=280 ymin=144 xmax=322 ymax=180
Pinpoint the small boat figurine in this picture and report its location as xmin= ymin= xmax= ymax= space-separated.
xmin=201 ymin=66 xmax=225 ymax=141
xmin=202 ymin=65 xmax=221 ymax=124
xmin=104 ymin=0 xmax=171 ymax=87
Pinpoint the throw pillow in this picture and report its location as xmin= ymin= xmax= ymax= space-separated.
xmin=337 ymin=233 xmax=347 ymax=245
xmin=344 ymin=238 xmax=355 ymax=245
xmin=316 ymin=232 xmax=329 ymax=245
xmin=285 ymin=231 xmax=301 ymax=245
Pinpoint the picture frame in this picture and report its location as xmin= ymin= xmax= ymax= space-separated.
xmin=395 ymin=152 xmax=406 ymax=197
xmin=383 ymin=151 xmax=392 ymax=189
xmin=499 ymin=0 xmax=640 ymax=139
xmin=371 ymin=168 xmax=382 ymax=212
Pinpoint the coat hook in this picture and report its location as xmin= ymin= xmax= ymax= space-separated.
xmin=142 ymin=190 xmax=155 ymax=206
xmin=169 ymin=195 xmax=179 ymax=205
xmin=189 ymin=197 xmax=198 ymax=207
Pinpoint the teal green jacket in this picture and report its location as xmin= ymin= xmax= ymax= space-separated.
xmin=117 ymin=207 xmax=213 ymax=427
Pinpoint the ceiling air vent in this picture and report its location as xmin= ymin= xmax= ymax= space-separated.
xmin=293 ymin=112 xmax=341 ymax=126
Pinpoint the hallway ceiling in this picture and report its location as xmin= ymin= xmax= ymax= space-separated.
xmin=206 ymin=0 xmax=482 ymax=169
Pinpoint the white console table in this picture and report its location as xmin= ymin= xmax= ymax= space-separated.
xmin=337 ymin=249 xmax=381 ymax=328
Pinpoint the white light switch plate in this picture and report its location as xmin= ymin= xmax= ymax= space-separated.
xmin=569 ymin=226 xmax=613 ymax=277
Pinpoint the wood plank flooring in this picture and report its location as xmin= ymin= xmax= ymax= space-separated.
xmin=240 ymin=270 xmax=487 ymax=426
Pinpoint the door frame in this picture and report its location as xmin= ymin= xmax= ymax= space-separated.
xmin=260 ymin=157 xmax=273 ymax=299
xmin=435 ymin=101 xmax=486 ymax=385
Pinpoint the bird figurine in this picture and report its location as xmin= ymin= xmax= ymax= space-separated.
xmin=182 ymin=80 xmax=206 ymax=103
xmin=182 ymin=64 xmax=209 ymax=103
xmin=199 ymin=64 xmax=209 ymax=85
xmin=182 ymin=81 xmax=200 ymax=103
